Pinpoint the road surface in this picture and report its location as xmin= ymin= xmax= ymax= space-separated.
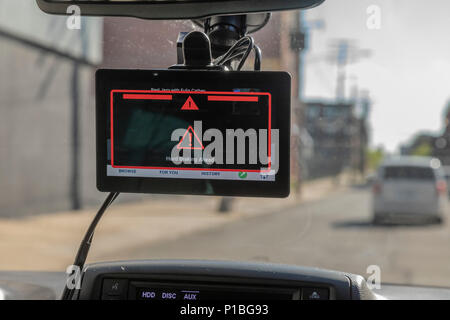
xmin=109 ymin=187 xmax=450 ymax=287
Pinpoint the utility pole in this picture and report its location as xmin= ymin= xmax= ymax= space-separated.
xmin=283 ymin=10 xmax=323 ymax=195
xmin=70 ymin=19 xmax=89 ymax=211
xmin=335 ymin=40 xmax=348 ymax=101
xmin=298 ymin=14 xmax=324 ymax=101
xmin=328 ymin=39 xmax=371 ymax=101
xmin=289 ymin=11 xmax=302 ymax=194
xmin=295 ymin=12 xmax=324 ymax=193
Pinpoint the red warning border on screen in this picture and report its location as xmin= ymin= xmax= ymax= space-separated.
xmin=110 ymin=89 xmax=272 ymax=173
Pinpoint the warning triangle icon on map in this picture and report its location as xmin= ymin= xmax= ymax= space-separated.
xmin=176 ymin=126 xmax=204 ymax=150
xmin=181 ymin=96 xmax=199 ymax=110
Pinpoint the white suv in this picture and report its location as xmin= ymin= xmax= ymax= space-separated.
xmin=372 ymin=156 xmax=448 ymax=224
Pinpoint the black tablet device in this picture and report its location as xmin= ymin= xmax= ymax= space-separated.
xmin=96 ymin=69 xmax=290 ymax=197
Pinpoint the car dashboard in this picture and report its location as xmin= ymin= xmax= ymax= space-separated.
xmin=77 ymin=260 xmax=367 ymax=300
xmin=1 ymin=260 xmax=450 ymax=300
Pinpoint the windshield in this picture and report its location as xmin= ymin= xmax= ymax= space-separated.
xmin=383 ymin=167 xmax=435 ymax=180
xmin=2 ymin=0 xmax=450 ymax=289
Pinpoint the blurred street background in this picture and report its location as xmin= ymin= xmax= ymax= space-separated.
xmin=2 ymin=1 xmax=450 ymax=287
xmin=0 ymin=2 xmax=370 ymax=217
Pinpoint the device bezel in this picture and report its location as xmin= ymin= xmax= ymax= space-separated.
xmin=96 ymin=69 xmax=290 ymax=198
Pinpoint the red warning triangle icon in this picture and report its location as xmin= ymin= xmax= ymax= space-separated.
xmin=181 ymin=96 xmax=199 ymax=110
xmin=177 ymin=126 xmax=204 ymax=150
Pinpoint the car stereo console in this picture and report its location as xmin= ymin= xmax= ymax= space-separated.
xmin=76 ymin=260 xmax=376 ymax=300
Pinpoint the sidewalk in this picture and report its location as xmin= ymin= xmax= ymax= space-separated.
xmin=0 ymin=175 xmax=352 ymax=271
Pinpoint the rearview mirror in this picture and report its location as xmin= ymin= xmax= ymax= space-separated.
xmin=36 ymin=0 xmax=325 ymax=20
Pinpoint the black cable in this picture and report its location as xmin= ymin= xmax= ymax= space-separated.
xmin=219 ymin=40 xmax=261 ymax=71
xmin=61 ymin=192 xmax=120 ymax=300
xmin=214 ymin=36 xmax=255 ymax=71
xmin=214 ymin=36 xmax=251 ymax=66
xmin=253 ymin=44 xmax=262 ymax=71
xmin=236 ymin=37 xmax=254 ymax=71
xmin=216 ymin=36 xmax=257 ymax=71
xmin=220 ymin=49 xmax=247 ymax=66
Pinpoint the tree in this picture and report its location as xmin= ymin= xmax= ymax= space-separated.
xmin=411 ymin=142 xmax=432 ymax=157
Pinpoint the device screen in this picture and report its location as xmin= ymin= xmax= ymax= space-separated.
xmin=108 ymin=89 xmax=274 ymax=182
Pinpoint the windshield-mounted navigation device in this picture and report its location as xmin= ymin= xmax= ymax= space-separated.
xmin=96 ymin=69 xmax=290 ymax=197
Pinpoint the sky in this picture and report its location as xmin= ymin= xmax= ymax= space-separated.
xmin=303 ymin=0 xmax=450 ymax=152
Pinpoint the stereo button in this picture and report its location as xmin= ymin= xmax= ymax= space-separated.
xmin=102 ymin=279 xmax=128 ymax=297
xmin=303 ymin=288 xmax=329 ymax=300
